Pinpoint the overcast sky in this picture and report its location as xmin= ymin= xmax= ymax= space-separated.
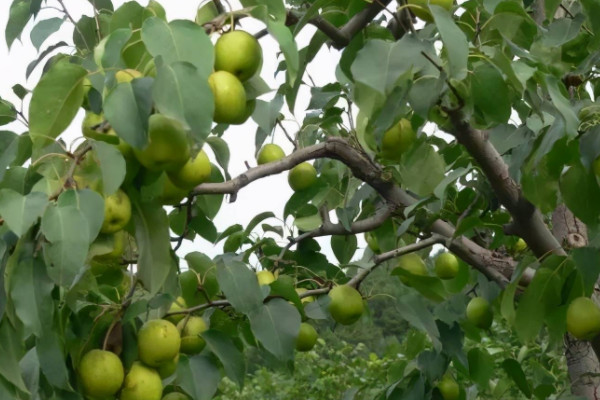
xmin=0 ymin=0 xmax=351 ymax=265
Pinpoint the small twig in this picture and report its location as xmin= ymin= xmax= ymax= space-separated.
xmin=277 ymin=119 xmax=297 ymax=150
xmin=56 ymin=0 xmax=91 ymax=50
xmin=49 ymin=143 xmax=93 ymax=201
xmin=350 ymin=234 xmax=446 ymax=288
xmin=92 ymin=0 xmax=103 ymax=42
xmin=172 ymin=196 xmax=194 ymax=253
xmin=420 ymin=51 xmax=465 ymax=110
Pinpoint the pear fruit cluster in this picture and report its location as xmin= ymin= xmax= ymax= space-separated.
xmin=210 ymin=30 xmax=262 ymax=124
xmin=78 ymin=312 xmax=209 ymax=399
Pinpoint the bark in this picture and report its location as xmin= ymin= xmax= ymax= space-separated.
xmin=552 ymin=205 xmax=600 ymax=398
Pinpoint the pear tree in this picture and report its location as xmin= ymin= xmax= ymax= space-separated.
xmin=2 ymin=0 xmax=600 ymax=399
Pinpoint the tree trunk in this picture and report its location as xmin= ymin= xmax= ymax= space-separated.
xmin=552 ymin=205 xmax=600 ymax=398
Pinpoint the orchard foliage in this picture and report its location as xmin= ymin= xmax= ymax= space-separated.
xmin=1 ymin=0 xmax=600 ymax=399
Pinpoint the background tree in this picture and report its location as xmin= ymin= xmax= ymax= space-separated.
xmin=0 ymin=0 xmax=599 ymax=399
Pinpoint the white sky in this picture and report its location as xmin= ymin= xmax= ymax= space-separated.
xmin=0 ymin=0 xmax=353 ymax=264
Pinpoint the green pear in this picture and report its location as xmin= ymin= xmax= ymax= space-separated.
xmin=567 ymin=297 xmax=600 ymax=340
xmin=101 ymin=189 xmax=132 ymax=234
xmin=133 ymin=114 xmax=190 ymax=172
xmin=120 ymin=361 xmax=163 ymax=400
xmin=167 ymin=150 xmax=211 ymax=190
xmin=177 ymin=316 xmax=208 ymax=355
xmin=159 ymin=175 xmax=189 ymax=206
xmin=256 ymin=270 xmax=275 ymax=286
xmin=115 ymin=68 xmax=143 ymax=83
xmin=328 ymin=285 xmax=364 ymax=325
xmin=257 ymin=144 xmax=285 ymax=165
xmin=466 ymin=297 xmax=493 ymax=329
xmin=434 ymin=252 xmax=459 ymax=280
xmin=288 ymin=162 xmax=317 ymax=191
xmin=137 ymin=319 xmax=181 ymax=367
xmin=296 ymin=322 xmax=318 ymax=352
xmin=380 ymin=118 xmax=416 ymax=160
xmin=78 ymin=349 xmax=124 ymax=398
xmin=208 ymin=71 xmax=247 ymax=125
xmin=214 ymin=30 xmax=262 ymax=82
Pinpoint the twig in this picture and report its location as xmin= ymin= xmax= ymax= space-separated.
xmin=167 ymin=236 xmax=444 ymax=316
xmin=277 ymin=119 xmax=297 ymax=150
xmin=49 ymin=143 xmax=93 ymax=201
xmin=172 ymin=196 xmax=194 ymax=253
xmin=56 ymin=0 xmax=90 ymax=50
xmin=349 ymin=234 xmax=446 ymax=288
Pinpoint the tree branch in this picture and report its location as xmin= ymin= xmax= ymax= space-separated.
xmin=167 ymin=235 xmax=444 ymax=317
xmin=446 ymin=111 xmax=565 ymax=260
xmin=286 ymin=0 xmax=392 ymax=49
xmin=193 ymin=137 xmax=515 ymax=287
xmin=349 ymin=234 xmax=446 ymax=288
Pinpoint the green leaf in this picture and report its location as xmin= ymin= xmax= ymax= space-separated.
xmin=203 ymin=330 xmax=245 ymax=387
xmin=8 ymin=240 xmax=53 ymax=338
xmin=0 ymin=132 xmax=31 ymax=182
xmin=153 ymin=62 xmax=214 ymax=144
xmin=521 ymin=162 xmax=559 ymax=214
xmin=0 ymin=319 xmax=28 ymax=393
xmin=176 ymin=356 xmax=220 ymax=400
xmin=194 ymin=164 xmax=224 ymax=220
xmin=96 ymin=28 xmax=132 ymax=69
xmin=142 ymin=18 xmax=214 ymax=77
xmin=471 ymin=63 xmax=511 ymax=125
xmin=394 ymin=293 xmax=441 ymax=349
xmin=431 ymin=6 xmax=468 ymax=80
xmin=28 ymin=60 xmax=87 ymax=147
xmin=351 ymin=37 xmax=440 ymax=95
xmin=243 ymin=1 xmax=298 ymax=84
xmin=544 ymin=75 xmax=578 ymax=137
xmin=57 ymin=189 xmax=105 ymax=241
xmin=104 ymin=78 xmax=153 ymax=149
xmin=30 ymin=17 xmax=64 ymax=50
xmin=37 ymin=330 xmax=71 ymax=389
xmin=205 ymin=137 xmax=230 ymax=179
xmin=571 ymin=247 xmax=600 ymax=296
xmin=391 ymin=269 xmax=449 ymax=302
xmin=502 ymin=358 xmax=532 ymax=397
xmin=468 ymin=348 xmax=495 ymax=388
xmin=25 ymin=42 xmax=69 ymax=80
xmin=216 ymin=259 xmax=264 ymax=314
xmin=515 ymin=264 xmax=563 ymax=342
xmin=6 ymin=0 xmax=32 ymax=48
xmin=560 ymin=163 xmax=600 ymax=224
xmin=91 ymin=141 xmax=126 ymax=195
xmin=244 ymin=211 xmax=275 ymax=235
xmin=131 ymin=195 xmax=176 ymax=295
xmin=0 ymin=189 xmax=47 ymax=236
xmin=331 ymin=235 xmax=357 ymax=264
xmin=41 ymin=199 xmax=90 ymax=286
xmin=0 ymin=99 xmax=17 ymax=126
xmin=292 ymin=0 xmax=331 ymax=36
xmin=581 ymin=0 xmax=600 ymax=49
xmin=248 ymin=298 xmax=301 ymax=361
xmin=397 ymin=142 xmax=446 ymax=197
xmin=252 ymin=96 xmax=284 ymax=150
xmin=195 ymin=1 xmax=220 ymax=25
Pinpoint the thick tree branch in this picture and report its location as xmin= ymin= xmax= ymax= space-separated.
xmin=275 ymin=205 xmax=394 ymax=266
xmin=194 ymin=137 xmax=514 ymax=287
xmin=287 ymin=0 xmax=392 ymax=49
xmin=446 ymin=111 xmax=565 ymax=260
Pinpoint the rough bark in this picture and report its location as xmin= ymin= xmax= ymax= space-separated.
xmin=552 ymin=205 xmax=600 ymax=398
